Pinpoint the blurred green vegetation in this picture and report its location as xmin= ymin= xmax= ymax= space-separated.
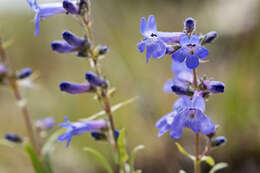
xmin=0 ymin=0 xmax=260 ymax=172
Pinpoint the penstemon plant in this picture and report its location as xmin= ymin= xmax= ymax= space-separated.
xmin=137 ymin=15 xmax=228 ymax=172
xmin=0 ymin=0 xmax=229 ymax=173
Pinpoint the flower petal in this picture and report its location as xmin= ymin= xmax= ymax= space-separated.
xmin=147 ymin=15 xmax=157 ymax=32
xmin=197 ymin=111 xmax=215 ymax=135
xmin=192 ymin=96 xmax=205 ymax=112
xmin=151 ymin=40 xmax=166 ymax=59
xmin=171 ymin=47 xmax=188 ymax=63
xmin=146 ymin=43 xmax=154 ymax=63
xmin=34 ymin=13 xmax=40 ymax=36
xmin=140 ymin=17 xmax=146 ymax=35
xmin=185 ymin=55 xmax=199 ymax=69
xmin=173 ymin=96 xmax=191 ymax=110
xmin=196 ymin=46 xmax=209 ymax=60
xmin=180 ymin=35 xmax=190 ymax=45
xmin=169 ymin=112 xmax=185 ymax=139
xmin=137 ymin=41 xmax=146 ymax=53
xmin=190 ymin=34 xmax=200 ymax=44
xmin=163 ymin=79 xmax=174 ymax=93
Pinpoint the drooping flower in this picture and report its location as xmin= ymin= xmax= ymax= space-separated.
xmin=17 ymin=68 xmax=32 ymax=79
xmin=27 ymin=0 xmax=78 ymax=36
xmin=35 ymin=117 xmax=56 ymax=130
xmin=211 ymin=136 xmax=227 ymax=147
xmin=202 ymin=31 xmax=218 ymax=44
xmin=203 ymin=80 xmax=225 ymax=94
xmin=156 ymin=95 xmax=215 ymax=139
xmin=137 ymin=15 xmax=184 ymax=63
xmin=85 ymin=72 xmax=107 ymax=87
xmin=5 ymin=133 xmax=23 ymax=143
xmin=57 ymin=117 xmax=108 ymax=147
xmin=163 ymin=60 xmax=193 ymax=95
xmin=59 ymin=81 xmax=92 ymax=94
xmin=63 ymin=0 xmax=79 ymax=15
xmin=172 ymin=34 xmax=209 ymax=69
xmin=51 ymin=31 xmax=85 ymax=53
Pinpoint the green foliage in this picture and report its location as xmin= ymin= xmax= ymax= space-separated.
xmin=201 ymin=155 xmax=215 ymax=166
xmin=209 ymin=162 xmax=228 ymax=173
xmin=129 ymin=145 xmax=145 ymax=173
xmin=175 ymin=143 xmax=195 ymax=160
xmin=24 ymin=144 xmax=48 ymax=173
xmin=0 ymin=139 xmax=15 ymax=148
xmin=84 ymin=147 xmax=114 ymax=173
xmin=81 ymin=96 xmax=139 ymax=121
xmin=117 ymin=129 xmax=129 ymax=164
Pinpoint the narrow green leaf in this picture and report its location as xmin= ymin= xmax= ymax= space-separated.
xmin=117 ymin=129 xmax=128 ymax=164
xmin=175 ymin=143 xmax=195 ymax=160
xmin=129 ymin=145 xmax=145 ymax=173
xmin=42 ymin=128 xmax=65 ymax=155
xmin=44 ymin=153 xmax=54 ymax=173
xmin=84 ymin=147 xmax=113 ymax=173
xmin=201 ymin=155 xmax=215 ymax=166
xmin=24 ymin=144 xmax=47 ymax=173
xmin=209 ymin=162 xmax=228 ymax=173
xmin=135 ymin=170 xmax=142 ymax=173
xmin=80 ymin=96 xmax=139 ymax=121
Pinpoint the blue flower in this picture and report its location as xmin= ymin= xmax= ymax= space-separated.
xmin=156 ymin=95 xmax=215 ymax=139
xmin=35 ymin=117 xmax=56 ymax=130
xmin=163 ymin=61 xmax=193 ymax=95
xmin=60 ymin=81 xmax=92 ymax=94
xmin=17 ymin=68 xmax=32 ymax=79
xmin=184 ymin=17 xmax=196 ymax=33
xmin=57 ymin=117 xmax=108 ymax=148
xmin=27 ymin=0 xmax=78 ymax=36
xmin=172 ymin=34 xmax=209 ymax=69
xmin=211 ymin=136 xmax=227 ymax=147
xmin=85 ymin=72 xmax=107 ymax=87
xmin=137 ymin=15 xmax=184 ymax=63
xmin=203 ymin=31 xmax=217 ymax=44
xmin=5 ymin=133 xmax=23 ymax=143
xmin=63 ymin=0 xmax=79 ymax=15
xmin=203 ymin=80 xmax=225 ymax=94
xmin=0 ymin=64 xmax=7 ymax=76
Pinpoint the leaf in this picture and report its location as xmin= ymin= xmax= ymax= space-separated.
xmin=80 ymin=96 xmax=139 ymax=121
xmin=117 ymin=129 xmax=128 ymax=164
xmin=129 ymin=145 xmax=145 ymax=173
xmin=44 ymin=153 xmax=54 ymax=173
xmin=209 ymin=162 xmax=228 ymax=173
xmin=135 ymin=170 xmax=142 ymax=173
xmin=24 ymin=144 xmax=47 ymax=173
xmin=0 ymin=139 xmax=15 ymax=148
xmin=175 ymin=143 xmax=195 ymax=161
xmin=84 ymin=147 xmax=113 ymax=173
xmin=201 ymin=155 xmax=215 ymax=166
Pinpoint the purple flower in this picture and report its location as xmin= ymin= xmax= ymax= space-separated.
xmin=203 ymin=80 xmax=225 ymax=94
xmin=60 ymin=81 xmax=92 ymax=94
xmin=211 ymin=136 xmax=227 ymax=147
xmin=63 ymin=0 xmax=79 ymax=14
xmin=85 ymin=72 xmax=107 ymax=87
xmin=0 ymin=64 xmax=7 ymax=76
xmin=163 ymin=61 xmax=193 ymax=95
xmin=51 ymin=31 xmax=85 ymax=53
xmin=17 ymin=68 xmax=32 ymax=79
xmin=172 ymin=34 xmax=209 ymax=69
xmin=203 ymin=31 xmax=217 ymax=44
xmin=5 ymin=133 xmax=23 ymax=143
xmin=184 ymin=17 xmax=196 ymax=33
xmin=156 ymin=95 xmax=215 ymax=139
xmin=57 ymin=117 xmax=108 ymax=147
xmin=35 ymin=117 xmax=55 ymax=130
xmin=137 ymin=15 xmax=184 ymax=63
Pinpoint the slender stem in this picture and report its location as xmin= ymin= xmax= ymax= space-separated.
xmin=0 ymin=38 xmax=40 ymax=155
xmin=193 ymin=68 xmax=200 ymax=173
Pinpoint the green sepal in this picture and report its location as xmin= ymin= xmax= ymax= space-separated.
xmin=129 ymin=145 xmax=145 ymax=173
xmin=175 ymin=143 xmax=195 ymax=160
xmin=117 ymin=129 xmax=129 ymax=164
xmin=83 ymin=147 xmax=113 ymax=173
xmin=201 ymin=155 xmax=215 ymax=166
xmin=209 ymin=162 xmax=228 ymax=173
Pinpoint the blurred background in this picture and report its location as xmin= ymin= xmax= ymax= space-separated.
xmin=0 ymin=0 xmax=260 ymax=172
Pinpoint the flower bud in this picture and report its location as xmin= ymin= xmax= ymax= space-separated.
xmin=0 ymin=64 xmax=7 ymax=75
xmin=114 ymin=130 xmax=120 ymax=141
xmin=90 ymin=131 xmax=107 ymax=141
xmin=5 ymin=133 xmax=23 ymax=143
xmin=85 ymin=72 xmax=107 ymax=87
xmin=204 ymin=80 xmax=225 ymax=94
xmin=63 ymin=0 xmax=79 ymax=15
xmin=51 ymin=41 xmax=75 ymax=53
xmin=17 ymin=68 xmax=32 ymax=79
xmin=171 ymin=85 xmax=189 ymax=96
xmin=211 ymin=136 xmax=227 ymax=147
xmin=60 ymin=82 xmax=92 ymax=94
xmin=62 ymin=31 xmax=85 ymax=47
xmin=98 ymin=45 xmax=109 ymax=55
xmin=35 ymin=117 xmax=55 ymax=130
xmin=184 ymin=17 xmax=196 ymax=33
xmin=203 ymin=31 xmax=217 ymax=44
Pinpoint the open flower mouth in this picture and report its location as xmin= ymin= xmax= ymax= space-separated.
xmin=150 ymin=33 xmax=157 ymax=37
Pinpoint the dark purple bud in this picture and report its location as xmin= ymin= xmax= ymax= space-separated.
xmin=203 ymin=31 xmax=217 ymax=44
xmin=114 ymin=130 xmax=120 ymax=141
xmin=77 ymin=50 xmax=88 ymax=58
xmin=98 ymin=45 xmax=109 ymax=55
xmin=62 ymin=31 xmax=85 ymax=47
xmin=17 ymin=68 xmax=32 ymax=79
xmin=211 ymin=136 xmax=227 ymax=147
xmin=0 ymin=64 xmax=7 ymax=76
xmin=204 ymin=80 xmax=225 ymax=94
xmin=85 ymin=72 xmax=107 ymax=87
xmin=60 ymin=81 xmax=92 ymax=94
xmin=184 ymin=17 xmax=196 ymax=33
xmin=171 ymin=85 xmax=188 ymax=95
xmin=51 ymin=41 xmax=76 ymax=53
xmin=63 ymin=0 xmax=79 ymax=14
xmin=35 ymin=117 xmax=55 ymax=130
xmin=90 ymin=131 xmax=107 ymax=141
xmin=5 ymin=133 xmax=23 ymax=143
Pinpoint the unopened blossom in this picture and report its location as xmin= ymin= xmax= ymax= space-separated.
xmin=156 ymin=95 xmax=215 ymax=139
xmin=203 ymin=80 xmax=225 ymax=94
xmin=85 ymin=72 xmax=107 ymax=87
xmin=17 ymin=68 xmax=32 ymax=79
xmin=57 ymin=117 xmax=108 ymax=147
xmin=203 ymin=31 xmax=218 ymax=44
xmin=35 ymin=117 xmax=55 ymax=130
xmin=5 ymin=133 xmax=23 ymax=143
xmin=184 ymin=17 xmax=196 ymax=33
xmin=172 ymin=34 xmax=209 ymax=69
xmin=60 ymin=81 xmax=92 ymax=94
xmin=211 ymin=136 xmax=227 ymax=147
xmin=137 ymin=15 xmax=184 ymax=62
